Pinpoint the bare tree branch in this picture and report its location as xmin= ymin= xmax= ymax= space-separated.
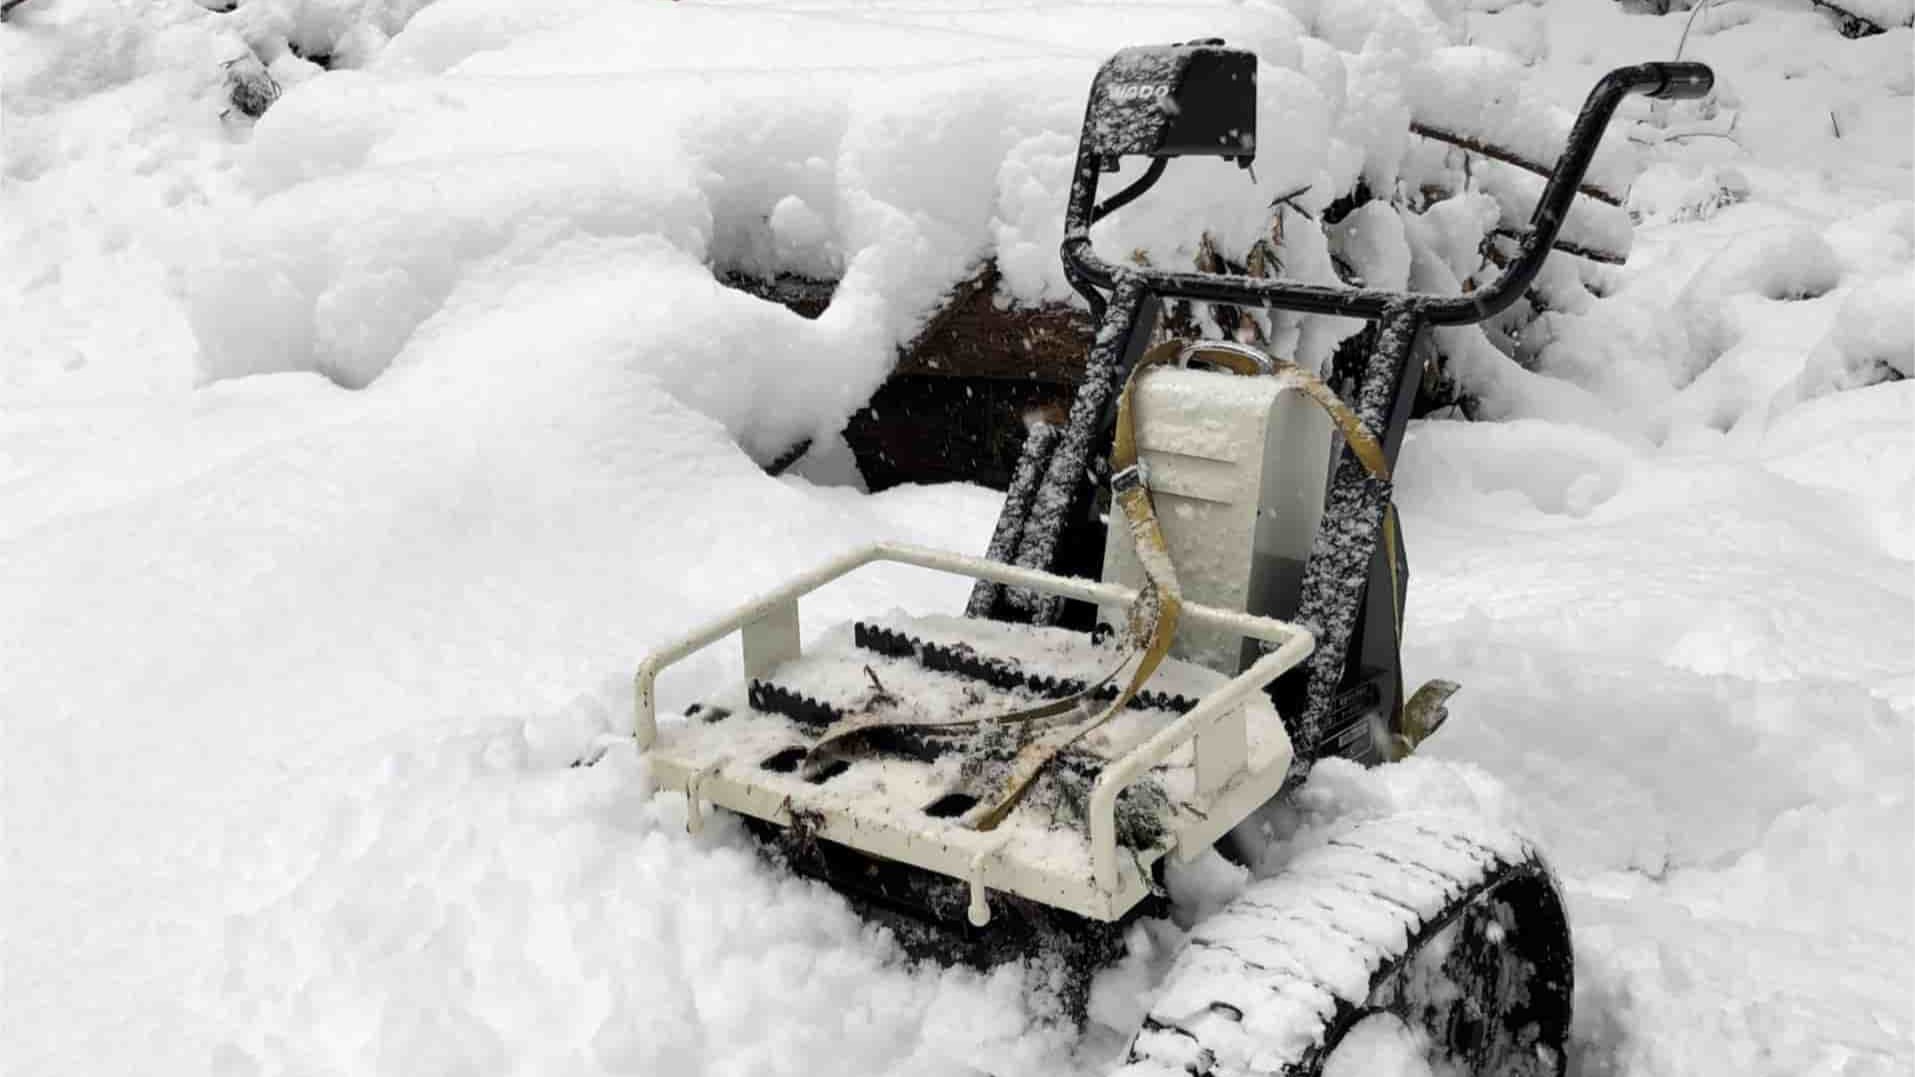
xmin=1492 ymin=227 xmax=1627 ymax=266
xmin=1809 ymin=0 xmax=1890 ymax=37
xmin=1411 ymin=122 xmax=1625 ymax=207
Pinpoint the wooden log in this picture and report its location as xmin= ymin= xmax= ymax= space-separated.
xmin=891 ymin=262 xmax=1089 ymax=382
xmin=716 ymin=262 xmax=1089 ymax=488
xmin=843 ymin=374 xmax=1075 ymax=490
xmin=850 ymin=262 xmax=1088 ymax=489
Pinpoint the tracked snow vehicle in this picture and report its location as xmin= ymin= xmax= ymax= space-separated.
xmin=635 ymin=43 xmax=1712 ymax=1074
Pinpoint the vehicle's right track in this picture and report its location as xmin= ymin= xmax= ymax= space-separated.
xmin=1116 ymin=812 xmax=1573 ymax=1077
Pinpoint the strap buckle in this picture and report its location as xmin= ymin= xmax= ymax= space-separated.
xmin=1110 ymin=461 xmax=1146 ymax=493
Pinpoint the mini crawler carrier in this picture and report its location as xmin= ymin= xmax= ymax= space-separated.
xmin=636 ymin=42 xmax=1713 ymax=1075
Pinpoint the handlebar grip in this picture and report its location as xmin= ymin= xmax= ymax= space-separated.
xmin=1645 ymin=61 xmax=1714 ymax=100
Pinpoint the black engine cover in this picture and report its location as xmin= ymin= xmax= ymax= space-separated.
xmin=1085 ymin=40 xmax=1256 ymax=165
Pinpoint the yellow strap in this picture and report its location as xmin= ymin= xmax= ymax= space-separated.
xmin=959 ymin=342 xmax=1192 ymax=830
xmin=800 ymin=652 xmax=1131 ymax=775
xmin=1280 ymin=371 xmax=1389 ymax=481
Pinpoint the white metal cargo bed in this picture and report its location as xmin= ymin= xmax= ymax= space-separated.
xmin=635 ymin=543 xmax=1313 ymax=924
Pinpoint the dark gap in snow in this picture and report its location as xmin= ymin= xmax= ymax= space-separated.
xmin=717 ymin=271 xmax=836 ymax=319
xmin=762 ymin=438 xmax=813 ymax=476
xmin=760 ymin=747 xmax=806 ymax=774
xmin=1763 ymin=280 xmax=1836 ymax=302
xmin=923 ymin=792 xmax=977 ymax=818
xmin=287 ymin=40 xmax=335 ymax=71
xmin=1321 ymin=179 xmax=1375 ymax=226
xmin=805 ymin=759 xmax=850 ymax=785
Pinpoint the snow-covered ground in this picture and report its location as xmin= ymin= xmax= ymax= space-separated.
xmin=3 ymin=0 xmax=1909 ymax=1074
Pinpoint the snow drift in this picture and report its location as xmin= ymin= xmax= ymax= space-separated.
xmin=3 ymin=1 xmax=1910 ymax=1075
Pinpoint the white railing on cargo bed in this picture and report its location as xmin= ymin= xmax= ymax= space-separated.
xmin=634 ymin=542 xmax=1314 ymax=919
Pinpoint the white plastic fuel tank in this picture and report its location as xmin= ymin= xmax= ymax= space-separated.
xmin=1100 ymin=362 xmax=1334 ymax=674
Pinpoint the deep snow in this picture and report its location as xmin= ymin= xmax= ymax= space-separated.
xmin=3 ymin=0 xmax=1911 ymax=1075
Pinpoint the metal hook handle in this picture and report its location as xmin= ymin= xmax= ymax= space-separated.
xmin=1176 ymin=340 xmax=1278 ymax=376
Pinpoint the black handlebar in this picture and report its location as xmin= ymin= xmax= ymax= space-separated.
xmin=1643 ymin=61 xmax=1714 ymax=100
xmin=1061 ymin=61 xmax=1715 ymax=328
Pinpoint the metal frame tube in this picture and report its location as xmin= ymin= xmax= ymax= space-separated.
xmin=1060 ymin=63 xmax=1713 ymax=329
xmin=636 ymin=541 xmax=1314 ymax=747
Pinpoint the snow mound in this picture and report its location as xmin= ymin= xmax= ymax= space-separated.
xmin=1672 ymin=225 xmax=1845 ymax=381
xmin=1838 ymin=0 xmax=1915 ymax=29
xmin=182 ymin=0 xmax=1646 ymax=421
xmin=1783 ymin=270 xmax=1915 ymax=402
xmin=213 ymin=720 xmax=1082 ymax=1077
xmin=229 ymin=0 xmax=441 ymax=69
xmin=189 ymin=156 xmax=712 ymax=389
xmin=1320 ymin=1014 xmax=1435 ymax=1077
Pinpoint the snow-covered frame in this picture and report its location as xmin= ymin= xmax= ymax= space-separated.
xmin=634 ymin=541 xmax=1313 ymax=925
xmin=976 ymin=49 xmax=1716 ymax=760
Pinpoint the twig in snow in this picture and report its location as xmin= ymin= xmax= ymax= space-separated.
xmin=1674 ymin=0 xmax=1718 ymax=61
xmin=1628 ymin=126 xmax=1743 ymax=147
xmin=861 ymin=666 xmax=897 ymax=709
xmin=1491 ymin=227 xmax=1628 ymax=266
xmin=1664 ymin=130 xmax=1744 ymax=144
xmin=1267 ymin=184 xmax=1314 ymax=218
xmin=1808 ymin=0 xmax=1890 ymax=37
xmin=1 ymin=0 xmax=34 ymax=21
xmin=1410 ymin=122 xmax=1625 ymax=206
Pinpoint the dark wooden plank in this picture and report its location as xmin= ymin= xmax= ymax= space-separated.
xmin=894 ymin=263 xmax=1090 ymax=383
